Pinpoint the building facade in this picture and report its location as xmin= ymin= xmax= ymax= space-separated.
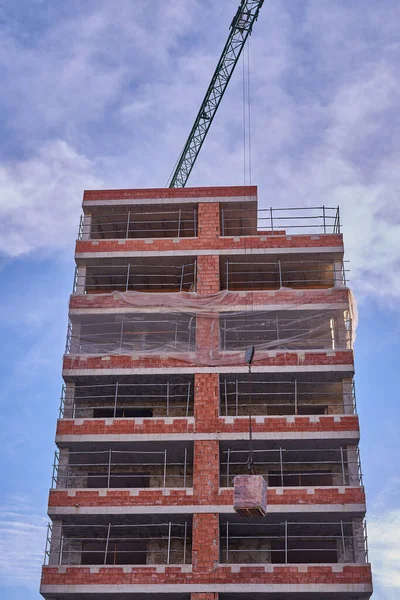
xmin=40 ymin=185 xmax=373 ymax=600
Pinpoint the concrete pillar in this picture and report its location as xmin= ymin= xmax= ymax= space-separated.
xmin=334 ymin=260 xmax=345 ymax=287
xmin=75 ymin=266 xmax=87 ymax=294
xmin=347 ymin=445 xmax=360 ymax=486
xmin=69 ymin=322 xmax=81 ymax=354
xmin=63 ymin=382 xmax=75 ymax=418
xmin=353 ymin=518 xmax=367 ymax=564
xmin=342 ymin=378 xmax=354 ymax=415
xmin=82 ymin=214 xmax=92 ymax=240
xmin=48 ymin=520 xmax=63 ymax=566
xmin=192 ymin=513 xmax=219 ymax=572
xmin=56 ymin=449 xmax=69 ymax=489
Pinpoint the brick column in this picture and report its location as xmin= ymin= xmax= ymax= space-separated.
xmin=192 ymin=513 xmax=219 ymax=572
xmin=194 ymin=373 xmax=219 ymax=423
xmin=193 ymin=441 xmax=219 ymax=503
xmin=192 ymin=594 xmax=218 ymax=600
xmin=197 ymin=255 xmax=220 ymax=294
xmin=198 ymin=202 xmax=220 ymax=240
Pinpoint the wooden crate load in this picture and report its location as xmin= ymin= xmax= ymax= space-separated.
xmin=233 ymin=474 xmax=267 ymax=517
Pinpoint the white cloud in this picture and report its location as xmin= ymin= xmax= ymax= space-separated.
xmin=0 ymin=496 xmax=47 ymax=589
xmin=0 ymin=140 xmax=100 ymax=256
xmin=0 ymin=0 xmax=399 ymax=307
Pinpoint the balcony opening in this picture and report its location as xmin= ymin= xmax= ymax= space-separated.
xmin=46 ymin=518 xmax=192 ymax=566
xmin=220 ymin=440 xmax=361 ymax=488
xmin=220 ymin=254 xmax=346 ymax=290
xmin=79 ymin=204 xmax=198 ymax=240
xmin=53 ymin=441 xmax=194 ymax=490
xmin=60 ymin=374 xmax=194 ymax=419
xmin=75 ymin=256 xmax=197 ymax=294
xmin=219 ymin=373 xmax=355 ymax=417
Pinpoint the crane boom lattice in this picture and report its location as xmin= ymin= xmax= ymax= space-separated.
xmin=168 ymin=0 xmax=264 ymax=188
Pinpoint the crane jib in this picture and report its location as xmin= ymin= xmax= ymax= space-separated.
xmin=168 ymin=0 xmax=265 ymax=189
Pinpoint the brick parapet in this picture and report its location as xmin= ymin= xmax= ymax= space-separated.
xmin=48 ymin=486 xmax=365 ymax=509
xmin=83 ymin=186 xmax=257 ymax=203
xmin=55 ymin=414 xmax=359 ymax=438
xmin=69 ymin=287 xmax=350 ymax=311
xmin=41 ymin=563 xmax=372 ymax=587
xmin=62 ymin=349 xmax=354 ymax=373
xmin=75 ymin=233 xmax=343 ymax=256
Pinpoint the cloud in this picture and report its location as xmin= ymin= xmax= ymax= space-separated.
xmin=0 ymin=140 xmax=100 ymax=256
xmin=0 ymin=496 xmax=47 ymax=589
xmin=0 ymin=0 xmax=399 ymax=306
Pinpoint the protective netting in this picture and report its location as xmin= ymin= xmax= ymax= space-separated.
xmin=68 ymin=288 xmax=355 ymax=366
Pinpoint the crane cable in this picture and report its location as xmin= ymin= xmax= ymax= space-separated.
xmin=241 ymin=39 xmax=256 ymax=474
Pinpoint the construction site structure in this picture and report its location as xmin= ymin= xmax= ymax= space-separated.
xmin=40 ymin=185 xmax=373 ymax=600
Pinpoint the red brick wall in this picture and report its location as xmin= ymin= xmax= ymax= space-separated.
xmin=198 ymin=202 xmax=220 ymax=241
xmin=62 ymin=350 xmax=354 ymax=371
xmin=56 ymin=414 xmax=359 ymax=438
xmin=192 ymin=594 xmax=218 ymax=600
xmin=41 ymin=564 xmax=372 ymax=587
xmin=83 ymin=186 xmax=257 ymax=202
xmin=196 ymin=255 xmax=220 ymax=293
xmin=70 ymin=288 xmax=350 ymax=310
xmin=192 ymin=513 xmax=219 ymax=571
xmin=48 ymin=486 xmax=365 ymax=509
xmin=75 ymin=233 xmax=343 ymax=255
xmin=193 ymin=441 xmax=219 ymax=503
xmin=194 ymin=373 xmax=219 ymax=424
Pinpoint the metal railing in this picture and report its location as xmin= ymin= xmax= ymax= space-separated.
xmin=221 ymin=206 xmax=341 ymax=236
xmin=222 ymin=259 xmax=348 ymax=290
xmin=219 ymin=378 xmax=356 ymax=416
xmin=52 ymin=448 xmax=192 ymax=489
xmin=220 ymin=520 xmax=368 ymax=564
xmin=220 ymin=312 xmax=352 ymax=351
xmin=44 ymin=521 xmax=191 ymax=566
xmin=59 ymin=381 xmax=193 ymax=419
xmin=78 ymin=207 xmax=198 ymax=240
xmin=65 ymin=315 xmax=196 ymax=355
xmin=73 ymin=261 xmax=197 ymax=294
xmin=221 ymin=446 xmax=363 ymax=487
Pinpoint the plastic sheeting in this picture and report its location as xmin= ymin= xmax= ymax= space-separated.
xmin=67 ymin=288 xmax=355 ymax=366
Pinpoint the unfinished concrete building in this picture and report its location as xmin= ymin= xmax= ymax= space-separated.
xmin=40 ymin=185 xmax=373 ymax=600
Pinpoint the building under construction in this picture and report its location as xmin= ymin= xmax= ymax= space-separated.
xmin=40 ymin=184 xmax=373 ymax=599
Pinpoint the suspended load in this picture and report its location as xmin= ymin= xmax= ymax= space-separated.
xmin=233 ymin=474 xmax=267 ymax=517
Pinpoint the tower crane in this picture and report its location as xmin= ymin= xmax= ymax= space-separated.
xmin=168 ymin=0 xmax=264 ymax=188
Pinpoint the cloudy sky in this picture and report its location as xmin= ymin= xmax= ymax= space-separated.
xmin=0 ymin=0 xmax=399 ymax=598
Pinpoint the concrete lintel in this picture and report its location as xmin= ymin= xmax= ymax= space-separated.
xmin=82 ymin=194 xmax=257 ymax=208
xmin=62 ymin=364 xmax=354 ymax=377
xmin=75 ymin=245 xmax=344 ymax=259
xmin=41 ymin=582 xmax=373 ymax=594
xmin=48 ymin=503 xmax=366 ymax=516
xmin=56 ymin=431 xmax=359 ymax=444
xmin=68 ymin=302 xmax=350 ymax=317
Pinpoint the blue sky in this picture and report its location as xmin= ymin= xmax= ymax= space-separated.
xmin=0 ymin=0 xmax=399 ymax=598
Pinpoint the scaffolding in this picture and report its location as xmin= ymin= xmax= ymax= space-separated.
xmin=78 ymin=206 xmax=198 ymax=240
xmin=59 ymin=379 xmax=194 ymax=419
xmin=45 ymin=521 xmax=191 ymax=566
xmin=220 ymin=519 xmax=368 ymax=564
xmin=219 ymin=375 xmax=356 ymax=416
xmin=52 ymin=446 xmax=193 ymax=489
xmin=220 ymin=446 xmax=362 ymax=488
xmin=221 ymin=256 xmax=348 ymax=290
xmin=73 ymin=258 xmax=197 ymax=294
xmin=220 ymin=206 xmax=341 ymax=237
